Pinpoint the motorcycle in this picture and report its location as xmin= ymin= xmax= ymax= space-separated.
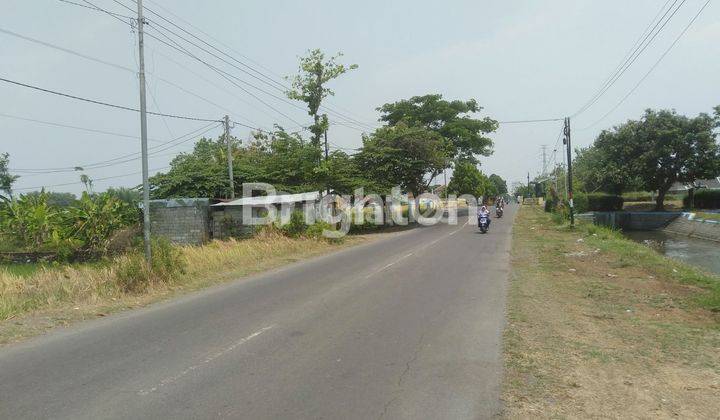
xmin=478 ymin=214 xmax=490 ymax=234
xmin=496 ymin=207 xmax=504 ymax=218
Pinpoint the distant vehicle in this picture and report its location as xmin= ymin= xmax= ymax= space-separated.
xmin=496 ymin=207 xmax=503 ymax=218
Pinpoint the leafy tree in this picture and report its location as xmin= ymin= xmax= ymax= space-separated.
xmin=318 ymin=150 xmax=363 ymax=194
xmin=377 ymin=94 xmax=498 ymax=163
xmin=580 ymin=108 xmax=720 ymax=210
xmin=356 ymin=124 xmax=448 ymax=196
xmin=512 ymin=183 xmax=534 ymax=198
xmin=573 ymin=142 xmax=640 ymax=195
xmin=248 ymin=128 xmax=321 ymax=193
xmin=488 ymin=174 xmax=508 ymax=195
xmin=0 ymin=153 xmax=19 ymax=202
xmin=286 ymin=49 xmax=358 ymax=149
xmin=448 ymin=161 xmax=493 ymax=199
xmin=150 ymin=138 xmax=228 ymax=199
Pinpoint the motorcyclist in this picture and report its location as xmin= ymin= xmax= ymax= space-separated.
xmin=478 ymin=205 xmax=491 ymax=228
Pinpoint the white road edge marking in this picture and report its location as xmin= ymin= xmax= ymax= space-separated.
xmin=138 ymin=325 xmax=276 ymax=396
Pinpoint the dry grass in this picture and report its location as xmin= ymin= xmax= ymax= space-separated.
xmin=0 ymin=231 xmax=361 ymax=345
xmin=503 ymin=206 xmax=720 ymax=419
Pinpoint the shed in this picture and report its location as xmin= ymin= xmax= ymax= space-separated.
xmin=210 ymin=191 xmax=321 ymax=239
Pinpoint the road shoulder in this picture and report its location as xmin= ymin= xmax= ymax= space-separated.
xmin=503 ymin=206 xmax=720 ymax=418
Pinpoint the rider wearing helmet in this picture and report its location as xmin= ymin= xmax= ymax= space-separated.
xmin=478 ymin=204 xmax=491 ymax=228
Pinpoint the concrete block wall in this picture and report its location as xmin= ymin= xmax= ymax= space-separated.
xmin=592 ymin=212 xmax=680 ymax=230
xmin=149 ymin=199 xmax=211 ymax=245
xmin=210 ymin=207 xmax=254 ymax=240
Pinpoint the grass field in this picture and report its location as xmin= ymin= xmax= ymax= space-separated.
xmin=503 ymin=206 xmax=720 ymax=418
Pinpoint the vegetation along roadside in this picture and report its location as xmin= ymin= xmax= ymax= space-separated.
xmin=503 ymin=205 xmax=720 ymax=419
xmin=0 ymin=226 xmax=376 ymax=346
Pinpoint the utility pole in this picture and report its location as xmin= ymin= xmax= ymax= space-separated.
xmin=136 ymin=0 xmax=151 ymax=264
xmin=443 ymin=158 xmax=448 ymax=199
xmin=224 ymin=115 xmax=234 ymax=199
xmin=527 ymin=172 xmax=530 ymax=197
xmin=563 ymin=117 xmax=575 ymax=227
xmin=323 ymin=128 xmax=329 ymax=195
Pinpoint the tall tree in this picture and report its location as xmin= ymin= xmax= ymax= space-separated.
xmin=488 ymin=174 xmax=508 ymax=195
xmin=377 ymin=94 xmax=498 ymax=163
xmin=448 ymin=161 xmax=493 ymax=199
xmin=0 ymin=153 xmax=19 ymax=202
xmin=579 ymin=108 xmax=720 ymax=210
xmin=356 ymin=124 xmax=448 ymax=196
xmin=286 ymin=49 xmax=358 ymax=149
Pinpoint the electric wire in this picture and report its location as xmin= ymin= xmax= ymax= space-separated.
xmin=572 ymin=0 xmax=687 ymax=118
xmin=579 ymin=0 xmax=711 ymax=130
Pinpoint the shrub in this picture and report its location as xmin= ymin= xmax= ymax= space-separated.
xmin=684 ymin=189 xmax=720 ymax=209
xmin=305 ymin=221 xmax=335 ymax=239
xmin=586 ymin=193 xmax=624 ymax=211
xmin=115 ymin=238 xmax=186 ymax=292
xmin=572 ymin=192 xmax=589 ymax=214
xmin=279 ymin=210 xmax=307 ymax=238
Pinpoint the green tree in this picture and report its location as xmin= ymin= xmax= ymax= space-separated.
xmin=447 ymin=161 xmax=492 ymax=199
xmin=0 ymin=153 xmax=19 ymax=202
xmin=149 ymin=137 xmax=232 ymax=199
xmin=249 ymin=128 xmax=321 ymax=193
xmin=377 ymin=94 xmax=498 ymax=163
xmin=286 ymin=49 xmax=358 ymax=149
xmin=580 ymin=108 xmax=720 ymax=210
xmin=356 ymin=124 xmax=448 ymax=196
xmin=488 ymin=174 xmax=508 ymax=195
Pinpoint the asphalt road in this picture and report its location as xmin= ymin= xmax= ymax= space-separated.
xmin=0 ymin=205 xmax=516 ymax=419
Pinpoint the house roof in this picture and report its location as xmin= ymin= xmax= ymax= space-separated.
xmin=212 ymin=191 xmax=320 ymax=207
xmin=669 ymin=177 xmax=720 ymax=192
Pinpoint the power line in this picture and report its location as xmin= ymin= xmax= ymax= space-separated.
xmin=0 ymin=76 xmax=221 ymax=122
xmin=0 ymin=112 xmax=163 ymax=144
xmin=63 ymin=0 xmax=378 ymax=131
xmin=497 ymin=118 xmax=563 ymax=124
xmin=134 ymin=0 xmax=378 ymax=130
xmin=11 ymin=122 xmax=221 ymax=173
xmin=579 ymin=0 xmax=712 ymax=130
xmin=571 ymin=0 xmax=687 ymax=118
xmin=142 ymin=24 xmax=307 ymax=128
xmin=0 ymin=25 xmax=270 ymax=132
xmin=13 ymin=165 xmax=171 ymax=192
xmin=143 ymin=24 xmax=376 ymax=132
xmin=58 ymin=0 xmax=134 ymax=20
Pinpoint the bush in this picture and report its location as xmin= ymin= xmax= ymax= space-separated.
xmin=115 ymin=238 xmax=186 ymax=292
xmin=544 ymin=198 xmax=558 ymax=213
xmin=684 ymin=190 xmax=720 ymax=209
xmin=572 ymin=192 xmax=589 ymax=214
xmin=279 ymin=210 xmax=307 ymax=238
xmin=586 ymin=193 xmax=624 ymax=211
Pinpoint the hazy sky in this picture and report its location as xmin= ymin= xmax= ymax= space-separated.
xmin=2 ymin=0 xmax=719 ymax=195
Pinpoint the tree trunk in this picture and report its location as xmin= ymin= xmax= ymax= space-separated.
xmin=688 ymin=187 xmax=695 ymax=210
xmin=655 ymin=188 xmax=668 ymax=211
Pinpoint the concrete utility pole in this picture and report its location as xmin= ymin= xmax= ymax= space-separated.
xmin=224 ymin=115 xmax=234 ymax=199
xmin=323 ymin=128 xmax=329 ymax=195
xmin=564 ymin=117 xmax=575 ymax=227
xmin=527 ymin=172 xmax=530 ymax=197
xmin=136 ymin=0 xmax=151 ymax=264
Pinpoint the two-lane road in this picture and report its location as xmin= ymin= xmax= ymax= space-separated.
xmin=0 ymin=205 xmax=516 ymax=419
